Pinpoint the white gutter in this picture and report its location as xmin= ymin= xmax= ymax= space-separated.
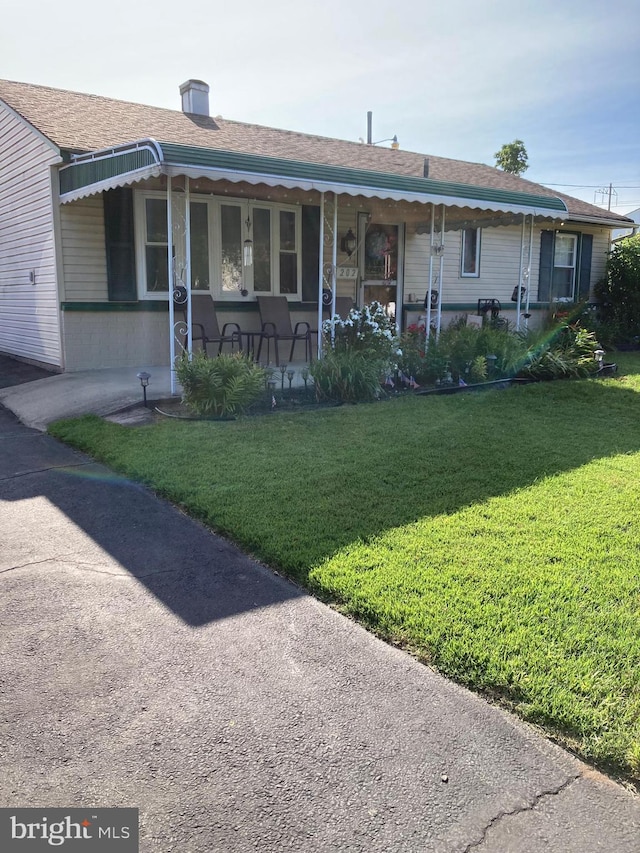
xmin=564 ymin=213 xmax=634 ymax=228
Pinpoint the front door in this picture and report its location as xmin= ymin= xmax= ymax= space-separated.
xmin=358 ymin=216 xmax=404 ymax=327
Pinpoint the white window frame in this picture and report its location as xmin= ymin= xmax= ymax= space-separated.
xmin=134 ymin=192 xmax=170 ymax=298
xmin=460 ymin=227 xmax=481 ymax=278
xmin=134 ymin=190 xmax=302 ymax=300
xmin=552 ymin=232 xmax=578 ymax=302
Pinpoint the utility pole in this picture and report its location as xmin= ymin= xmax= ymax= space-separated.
xmin=594 ymin=183 xmax=618 ymax=210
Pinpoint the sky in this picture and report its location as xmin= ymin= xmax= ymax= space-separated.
xmin=2 ymin=0 xmax=639 ymax=215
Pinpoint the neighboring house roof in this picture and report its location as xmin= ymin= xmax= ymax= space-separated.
xmin=612 ymin=207 xmax=640 ymax=241
xmin=0 ymin=79 xmax=632 ymax=227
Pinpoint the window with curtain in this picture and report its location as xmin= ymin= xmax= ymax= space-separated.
xmin=135 ymin=192 xmax=301 ymax=299
xmin=461 ymin=227 xmax=481 ymax=277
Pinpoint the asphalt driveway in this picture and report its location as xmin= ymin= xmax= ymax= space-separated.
xmin=1 ymin=403 xmax=639 ymax=852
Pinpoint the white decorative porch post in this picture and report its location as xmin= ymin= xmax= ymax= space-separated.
xmin=517 ymin=213 xmax=535 ymax=331
xmin=435 ymin=205 xmax=446 ymax=337
xmin=317 ymin=192 xmax=325 ymax=358
xmin=524 ymin=214 xmax=534 ymax=330
xmin=426 ymin=203 xmax=435 ymax=350
xmin=318 ymin=193 xmax=337 ymax=354
xmin=517 ymin=213 xmax=526 ymax=330
xmin=168 ymin=176 xmax=176 ymax=394
xmin=167 ymin=176 xmax=192 ymax=395
xmin=331 ymin=195 xmax=338 ymax=345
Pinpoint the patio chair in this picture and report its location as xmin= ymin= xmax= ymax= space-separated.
xmin=323 ymin=296 xmax=356 ymax=319
xmin=256 ymin=296 xmax=312 ymax=365
xmin=173 ymin=290 xmax=242 ymax=356
xmin=477 ymin=298 xmax=502 ymax=320
xmin=477 ymin=298 xmax=508 ymax=331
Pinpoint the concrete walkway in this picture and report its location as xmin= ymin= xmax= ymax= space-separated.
xmin=0 ymin=361 xmax=173 ymax=431
xmin=0 ymin=358 xmax=313 ymax=431
xmin=1 ymin=403 xmax=639 ymax=851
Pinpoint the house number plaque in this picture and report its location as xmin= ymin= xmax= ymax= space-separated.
xmin=336 ymin=266 xmax=358 ymax=279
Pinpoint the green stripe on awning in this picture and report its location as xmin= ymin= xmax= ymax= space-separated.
xmin=158 ymin=142 xmax=567 ymax=212
xmin=59 ymin=147 xmax=159 ymax=195
xmin=58 ymin=137 xmax=567 ymax=213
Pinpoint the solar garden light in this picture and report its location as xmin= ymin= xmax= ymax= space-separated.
xmin=136 ymin=371 xmax=151 ymax=407
xmin=287 ymin=369 xmax=295 ymax=393
xmin=279 ymin=363 xmax=287 ymax=393
xmin=594 ymin=349 xmax=605 ymax=370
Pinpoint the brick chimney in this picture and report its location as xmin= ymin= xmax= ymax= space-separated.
xmin=179 ymin=80 xmax=210 ymax=117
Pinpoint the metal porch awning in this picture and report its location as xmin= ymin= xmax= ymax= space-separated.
xmin=58 ymin=138 xmax=568 ymax=218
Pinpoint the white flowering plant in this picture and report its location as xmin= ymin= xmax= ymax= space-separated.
xmin=322 ymin=301 xmax=400 ymax=362
xmin=313 ymin=301 xmax=402 ymax=403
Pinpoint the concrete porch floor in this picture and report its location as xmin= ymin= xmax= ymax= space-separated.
xmin=0 ymin=359 xmax=313 ymax=432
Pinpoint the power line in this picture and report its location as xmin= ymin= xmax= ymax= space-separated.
xmin=540 ymin=182 xmax=640 ymax=189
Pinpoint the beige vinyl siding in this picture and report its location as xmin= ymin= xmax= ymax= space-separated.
xmin=404 ymin=232 xmax=430 ymax=302
xmin=405 ymin=224 xmax=543 ymax=308
xmin=0 ymin=105 xmax=62 ymax=366
xmin=60 ymin=196 xmax=109 ymax=301
xmin=441 ymin=225 xmax=528 ymax=304
xmin=62 ymin=310 xmax=169 ymax=371
xmin=586 ymin=227 xmax=609 ymax=292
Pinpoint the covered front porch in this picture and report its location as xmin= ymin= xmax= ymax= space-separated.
xmin=57 ymin=139 xmax=568 ymax=385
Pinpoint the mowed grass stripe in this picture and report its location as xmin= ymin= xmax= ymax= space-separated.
xmin=49 ymin=353 xmax=640 ymax=780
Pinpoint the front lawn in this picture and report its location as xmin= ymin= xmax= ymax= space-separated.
xmin=49 ymin=353 xmax=640 ymax=782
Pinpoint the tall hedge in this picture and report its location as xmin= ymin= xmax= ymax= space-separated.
xmin=594 ymin=234 xmax=640 ymax=344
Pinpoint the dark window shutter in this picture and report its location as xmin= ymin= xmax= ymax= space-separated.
xmin=577 ymin=233 xmax=593 ymax=300
xmin=301 ymin=205 xmax=320 ymax=302
xmin=538 ymin=229 xmax=554 ymax=302
xmin=104 ymin=188 xmax=137 ymax=301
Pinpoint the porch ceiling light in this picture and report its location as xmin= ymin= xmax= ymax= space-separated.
xmin=340 ymin=228 xmax=357 ymax=257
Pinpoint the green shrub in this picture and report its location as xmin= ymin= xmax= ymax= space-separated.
xmin=176 ymin=351 xmax=267 ymax=417
xmin=398 ymin=318 xmax=603 ymax=387
xmin=398 ymin=321 xmax=531 ymax=385
xmin=316 ymin=300 xmax=400 ymax=402
xmin=396 ymin=324 xmax=433 ymax=384
xmin=518 ymin=325 xmax=601 ymax=380
xmin=477 ymin=326 xmax=530 ymax=376
xmin=469 ymin=355 xmax=488 ymax=382
xmin=310 ymin=349 xmax=385 ymax=403
xmin=594 ymin=234 xmax=640 ymax=345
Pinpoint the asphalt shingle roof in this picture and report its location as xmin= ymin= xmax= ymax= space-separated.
xmin=0 ymin=79 xmax=630 ymax=225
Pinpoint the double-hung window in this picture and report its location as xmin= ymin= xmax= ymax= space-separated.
xmin=552 ymin=233 xmax=577 ymax=300
xmin=138 ymin=195 xmax=210 ymax=293
xmin=135 ymin=192 xmax=301 ymax=299
xmin=461 ymin=227 xmax=481 ymax=277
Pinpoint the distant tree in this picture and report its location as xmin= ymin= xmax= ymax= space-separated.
xmin=494 ymin=140 xmax=529 ymax=175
